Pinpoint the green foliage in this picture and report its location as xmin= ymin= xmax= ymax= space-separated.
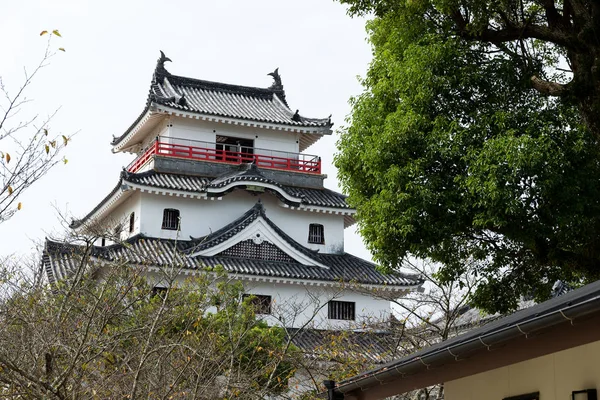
xmin=0 ymin=265 xmax=297 ymax=399
xmin=336 ymin=0 xmax=600 ymax=312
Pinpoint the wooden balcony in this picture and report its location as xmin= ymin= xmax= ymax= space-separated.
xmin=127 ymin=137 xmax=322 ymax=175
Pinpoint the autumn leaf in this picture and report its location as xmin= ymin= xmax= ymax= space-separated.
xmin=63 ymin=158 xmax=68 ymax=165
xmin=40 ymin=30 xmax=48 ymax=36
xmin=58 ymin=47 xmax=66 ymax=52
xmin=45 ymin=145 xmax=50 ymax=154
xmin=52 ymin=29 xmax=61 ymax=37
xmin=7 ymin=186 xmax=13 ymax=195
xmin=17 ymin=203 xmax=22 ymax=210
xmin=44 ymin=128 xmax=48 ymax=136
xmin=62 ymin=135 xmax=69 ymax=145
xmin=50 ymin=140 xmax=56 ymax=148
xmin=5 ymin=153 xmax=10 ymax=163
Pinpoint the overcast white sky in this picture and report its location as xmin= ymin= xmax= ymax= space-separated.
xmin=0 ymin=0 xmax=374 ymax=262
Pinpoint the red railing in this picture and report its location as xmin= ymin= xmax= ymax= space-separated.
xmin=127 ymin=138 xmax=322 ymax=174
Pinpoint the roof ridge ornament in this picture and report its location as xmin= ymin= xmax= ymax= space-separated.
xmin=267 ymin=68 xmax=283 ymax=90
xmin=292 ymin=109 xmax=301 ymax=122
xmin=267 ymin=67 xmax=288 ymax=106
xmin=155 ymin=50 xmax=172 ymax=83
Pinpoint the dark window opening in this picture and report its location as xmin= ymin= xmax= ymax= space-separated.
xmin=162 ymin=208 xmax=180 ymax=230
xmin=328 ymin=301 xmax=355 ymax=320
xmin=503 ymin=393 xmax=539 ymax=400
xmin=216 ymin=135 xmax=254 ymax=162
xmin=243 ymin=294 xmax=272 ymax=315
xmin=151 ymin=286 xmax=168 ymax=299
xmin=308 ymin=223 xmax=325 ymax=244
xmin=129 ymin=212 xmax=135 ymax=233
xmin=101 ymin=238 xmax=106 ymax=247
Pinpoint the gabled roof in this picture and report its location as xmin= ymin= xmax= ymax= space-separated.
xmin=44 ymin=223 xmax=421 ymax=289
xmin=186 ymin=201 xmax=327 ymax=268
xmin=70 ymin=168 xmax=353 ymax=229
xmin=112 ymin=52 xmax=332 ymax=149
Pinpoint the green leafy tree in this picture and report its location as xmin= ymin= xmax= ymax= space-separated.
xmin=0 ymin=245 xmax=297 ymax=399
xmin=335 ymin=0 xmax=600 ymax=312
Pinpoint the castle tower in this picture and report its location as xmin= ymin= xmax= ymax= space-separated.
xmin=44 ymin=52 xmax=420 ymax=329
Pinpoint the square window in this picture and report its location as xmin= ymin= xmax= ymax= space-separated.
xmin=308 ymin=224 xmax=325 ymax=244
xmin=243 ymin=294 xmax=272 ymax=315
xmin=162 ymin=208 xmax=180 ymax=230
xmin=328 ymin=300 xmax=355 ymax=320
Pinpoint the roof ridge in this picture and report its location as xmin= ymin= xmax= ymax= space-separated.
xmin=187 ymin=201 xmax=265 ymax=251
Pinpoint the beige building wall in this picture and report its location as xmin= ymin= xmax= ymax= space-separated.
xmin=445 ymin=339 xmax=600 ymax=400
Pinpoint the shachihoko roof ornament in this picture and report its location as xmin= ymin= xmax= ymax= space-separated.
xmin=112 ymin=52 xmax=332 ymax=149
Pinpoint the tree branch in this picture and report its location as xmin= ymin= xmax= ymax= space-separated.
xmin=530 ymin=75 xmax=569 ymax=95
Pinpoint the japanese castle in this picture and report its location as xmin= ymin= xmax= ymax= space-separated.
xmin=43 ymin=52 xmax=420 ymax=330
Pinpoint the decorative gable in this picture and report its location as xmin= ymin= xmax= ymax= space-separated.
xmin=218 ymin=240 xmax=295 ymax=263
xmin=188 ymin=202 xmax=329 ymax=269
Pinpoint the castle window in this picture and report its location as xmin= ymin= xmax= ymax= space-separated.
xmin=243 ymin=294 xmax=272 ymax=315
xmin=328 ymin=301 xmax=355 ymax=320
xmin=129 ymin=212 xmax=135 ymax=233
xmin=308 ymin=223 xmax=325 ymax=244
xmin=162 ymin=208 xmax=180 ymax=230
xmin=151 ymin=286 xmax=168 ymax=299
xmin=216 ymin=135 xmax=254 ymax=162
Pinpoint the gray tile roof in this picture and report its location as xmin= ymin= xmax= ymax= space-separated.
xmin=156 ymin=75 xmax=331 ymax=128
xmin=209 ymin=163 xmax=284 ymax=189
xmin=71 ymin=168 xmax=350 ymax=229
xmin=185 ymin=201 xmax=324 ymax=263
xmin=126 ymin=168 xmax=350 ymax=208
xmin=46 ymin=208 xmax=421 ymax=288
xmin=287 ymin=328 xmax=400 ymax=364
xmin=112 ymin=54 xmax=332 ymax=146
xmin=187 ymin=202 xmax=269 ymax=252
xmin=128 ymin=171 xmax=210 ymax=192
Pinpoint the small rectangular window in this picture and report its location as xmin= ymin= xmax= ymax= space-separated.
xmin=308 ymin=223 xmax=325 ymax=244
xmin=328 ymin=300 xmax=355 ymax=320
xmin=151 ymin=287 xmax=168 ymax=299
xmin=129 ymin=212 xmax=135 ymax=233
xmin=162 ymin=208 xmax=180 ymax=230
xmin=503 ymin=393 xmax=539 ymax=400
xmin=243 ymin=294 xmax=272 ymax=315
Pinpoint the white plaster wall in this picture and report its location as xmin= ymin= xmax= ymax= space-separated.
xmin=243 ymin=281 xmax=391 ymax=329
xmin=138 ymin=189 xmax=345 ymax=253
xmin=139 ymin=270 xmax=392 ymax=330
xmin=137 ymin=118 xmax=169 ymax=152
xmin=94 ymin=192 xmax=142 ymax=246
xmin=164 ymin=116 xmax=301 ymax=156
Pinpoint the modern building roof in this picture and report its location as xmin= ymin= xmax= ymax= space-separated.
xmin=332 ymin=278 xmax=600 ymax=398
xmin=70 ymin=166 xmax=352 ymax=229
xmin=112 ymin=52 xmax=332 ymax=149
